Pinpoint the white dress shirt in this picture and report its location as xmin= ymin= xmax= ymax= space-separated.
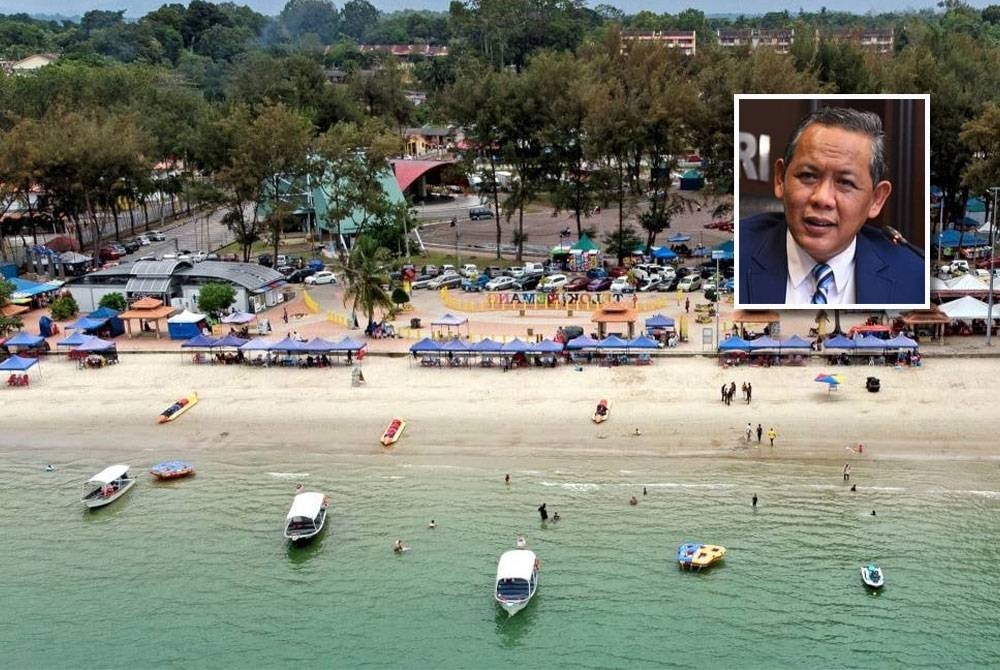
xmin=785 ymin=232 xmax=856 ymax=305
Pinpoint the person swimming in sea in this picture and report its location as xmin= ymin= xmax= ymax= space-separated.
xmin=45 ymin=464 xmax=54 ymax=472
xmin=428 ymin=520 xmax=436 ymax=529
xmin=629 ymin=496 xmax=638 ymax=506
xmin=552 ymin=512 xmax=561 ymax=522
xmin=393 ymin=539 xmax=408 ymax=553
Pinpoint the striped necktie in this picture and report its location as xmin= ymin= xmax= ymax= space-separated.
xmin=811 ymin=263 xmax=834 ymax=304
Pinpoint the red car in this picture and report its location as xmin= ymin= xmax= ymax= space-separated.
xmin=608 ymin=266 xmax=628 ymax=277
xmin=99 ymin=246 xmax=122 ymax=262
xmin=587 ymin=277 xmax=613 ymax=292
xmin=564 ymin=276 xmax=592 ymax=292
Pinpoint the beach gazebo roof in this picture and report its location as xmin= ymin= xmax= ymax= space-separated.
xmin=590 ymin=303 xmax=638 ymax=338
xmin=240 ymin=337 xmax=276 ymax=351
xmin=439 ymin=337 xmax=470 ymax=352
xmin=732 ymin=310 xmax=781 ymax=324
xmin=213 ymin=334 xmax=249 ymax=348
xmin=748 ymin=335 xmax=781 ymax=350
xmin=119 ymin=297 xmax=176 ymax=339
xmin=334 ymin=336 xmax=367 ymax=352
xmin=884 ymin=334 xmax=919 ymax=349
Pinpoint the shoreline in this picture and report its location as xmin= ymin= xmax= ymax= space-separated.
xmin=5 ymin=354 xmax=1000 ymax=466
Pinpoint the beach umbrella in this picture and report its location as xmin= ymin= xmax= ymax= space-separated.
xmin=815 ymin=373 xmax=844 ymax=393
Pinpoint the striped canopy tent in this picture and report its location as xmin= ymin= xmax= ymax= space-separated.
xmin=718 ymin=335 xmax=751 ymax=351
xmin=180 ymin=333 xmax=218 ymax=348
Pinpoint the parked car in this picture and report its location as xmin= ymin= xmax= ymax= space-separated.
xmin=420 ymin=264 xmax=440 ymax=277
xmin=504 ymin=266 xmax=525 ymax=279
xmin=609 ymin=277 xmax=634 ymax=294
xmin=539 ymin=274 xmax=569 ymax=291
xmin=523 ymin=262 xmax=545 ymax=276
xmin=462 ymin=274 xmax=490 ymax=292
xmin=304 ymin=270 xmax=337 ymax=285
xmin=147 ymin=230 xmax=166 ymax=241
xmin=99 ymin=246 xmax=122 ymax=262
xmin=191 ymin=251 xmax=207 ymax=263
xmin=484 ymin=266 xmax=504 ymax=278
xmin=655 ymin=276 xmax=679 ymax=292
xmin=460 ymin=264 xmax=479 ymax=279
xmin=161 ymin=252 xmax=177 ymax=261
xmin=586 ymin=268 xmax=609 ymax=280
xmin=276 ymin=265 xmax=297 ymax=276
xmin=564 ymin=276 xmax=592 ymax=292
xmin=410 ymin=274 xmax=435 ymax=290
xmin=205 ymin=252 xmax=220 ymax=261
xmin=637 ymin=278 xmax=659 ymax=292
xmin=258 ymin=253 xmax=273 ymax=267
xmin=678 ymin=275 xmax=702 ymax=292
xmin=427 ymin=272 xmax=463 ymax=289
xmin=109 ymin=242 xmax=127 ymax=256
xmin=469 ymin=205 xmax=493 ymax=220
xmin=608 ymin=266 xmax=628 ymax=277
xmin=587 ymin=277 xmax=613 ymax=292
xmin=285 ymin=268 xmax=315 ymax=283
xmin=486 ymin=276 xmax=517 ymax=291
xmin=120 ymin=239 xmax=140 ymax=253
xmin=138 ymin=253 xmax=157 ymax=262
xmin=559 ymin=325 xmax=585 ymax=341
xmin=136 ymin=235 xmax=151 ymax=246
xmin=514 ymin=274 xmax=542 ymax=291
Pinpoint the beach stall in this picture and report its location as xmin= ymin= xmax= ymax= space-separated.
xmin=438 ymin=337 xmax=472 ymax=367
xmin=1 ymin=354 xmax=39 ymax=387
xmin=410 ymin=337 xmax=443 ymax=367
xmin=731 ymin=310 xmax=781 ymax=339
xmin=181 ymin=333 xmax=218 ymax=364
xmin=239 ymin=337 xmax=276 ymax=366
xmin=644 ymin=313 xmax=677 ymax=346
xmin=500 ymin=337 xmax=531 ymax=369
xmin=167 ymin=309 xmax=210 ymax=340
xmin=119 ymin=297 xmax=176 ymax=339
xmin=333 ymin=336 xmax=367 ymax=365
xmin=718 ymin=334 xmax=751 ymax=367
xmin=529 ymin=338 xmax=564 ymax=367
xmin=74 ymin=337 xmax=119 ymax=368
xmin=431 ymin=313 xmax=469 ymax=339
xmin=470 ymin=338 xmax=503 ymax=368
xmin=88 ymin=307 xmax=125 ymax=337
xmin=1 ymin=331 xmax=49 ymax=357
xmin=627 ymin=334 xmax=659 ymax=365
xmin=566 ymin=234 xmax=602 ymax=272
xmin=777 ymin=334 xmax=812 ymax=365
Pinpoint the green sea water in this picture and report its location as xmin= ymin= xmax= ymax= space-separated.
xmin=3 ymin=447 xmax=999 ymax=669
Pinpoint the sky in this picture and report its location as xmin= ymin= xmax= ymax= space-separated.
xmin=0 ymin=0 xmax=983 ymax=20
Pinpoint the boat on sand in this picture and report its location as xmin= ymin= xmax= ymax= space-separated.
xmin=158 ymin=392 xmax=198 ymax=424
xmin=592 ymin=399 xmax=610 ymax=423
xmin=381 ymin=417 xmax=406 ymax=446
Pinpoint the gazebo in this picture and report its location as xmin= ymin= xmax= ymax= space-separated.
xmin=119 ymin=297 xmax=177 ymax=338
xmin=899 ymin=306 xmax=951 ymax=343
xmin=591 ymin=303 xmax=638 ymax=338
xmin=431 ymin=313 xmax=469 ymax=338
xmin=731 ymin=310 xmax=781 ymax=339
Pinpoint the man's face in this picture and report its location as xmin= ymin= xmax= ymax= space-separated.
xmin=774 ymin=123 xmax=891 ymax=263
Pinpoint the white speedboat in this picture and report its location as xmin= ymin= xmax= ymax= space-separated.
xmin=495 ymin=549 xmax=539 ymax=617
xmin=82 ymin=464 xmax=136 ymax=509
xmin=861 ymin=563 xmax=885 ymax=589
xmin=283 ymin=492 xmax=329 ymax=542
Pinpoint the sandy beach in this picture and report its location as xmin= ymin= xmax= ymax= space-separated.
xmin=6 ymin=352 xmax=998 ymax=464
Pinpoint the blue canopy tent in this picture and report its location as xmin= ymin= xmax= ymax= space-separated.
xmin=566 ymin=334 xmax=598 ymax=350
xmin=652 ymin=246 xmax=678 ymax=261
xmin=718 ymin=335 xmax=751 ymax=351
xmin=3 ymin=331 xmax=45 ymax=348
xmin=645 ymin=314 xmax=675 ymax=328
xmin=823 ymin=335 xmax=856 ymax=350
xmin=596 ymin=335 xmax=629 ymax=350
xmin=75 ymin=337 xmax=116 ymax=352
xmin=627 ymin=335 xmax=660 ymax=349
xmin=884 ymin=334 xmax=918 ymax=349
xmin=470 ymin=338 xmax=503 ymax=353
xmin=88 ymin=307 xmax=125 ymax=337
xmin=779 ymin=335 xmax=813 ymax=350
xmin=57 ymin=332 xmax=95 ymax=347
xmin=748 ymin=335 xmax=781 ymax=351
xmin=531 ymin=339 xmax=564 ymax=353
xmin=1 ymin=354 xmax=39 ymax=384
xmin=334 ymin=336 xmax=367 ymax=352
xmin=713 ymin=240 xmax=735 ymax=261
xmin=500 ymin=338 xmax=531 ymax=353
xmin=855 ymin=335 xmax=888 ymax=350
xmin=66 ymin=316 xmax=108 ymax=333
xmin=239 ymin=338 xmax=275 ymax=351
xmin=439 ymin=337 xmax=470 ymax=353
xmin=302 ymin=337 xmax=337 ymax=353
xmin=409 ymin=337 xmax=441 ymax=353
xmin=166 ymin=310 xmax=208 ymax=340
xmin=271 ymin=337 xmax=311 ymax=354
xmin=212 ymin=334 xmax=249 ymax=348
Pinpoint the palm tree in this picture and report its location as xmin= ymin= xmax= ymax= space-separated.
xmin=340 ymin=236 xmax=394 ymax=331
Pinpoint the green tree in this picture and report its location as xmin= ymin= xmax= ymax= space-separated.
xmin=341 ymin=0 xmax=379 ymax=41
xmin=340 ymin=235 xmax=393 ymax=330
xmin=602 ymin=225 xmax=642 ymax=262
xmin=98 ymin=292 xmax=127 ymax=311
xmin=50 ymin=293 xmax=80 ymax=321
xmin=196 ymin=282 xmax=236 ymax=317
xmin=0 ymin=278 xmax=23 ymax=336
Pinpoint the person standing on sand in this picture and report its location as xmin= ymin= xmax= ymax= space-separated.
xmin=721 ymin=384 xmax=726 ymax=403
xmin=746 ymin=382 xmax=752 ymax=404
xmin=756 ymin=423 xmax=763 ymax=443
xmin=505 ymin=473 xmax=510 ymax=486
xmin=741 ymin=382 xmax=748 ymax=401
xmin=767 ymin=426 xmax=777 ymax=446
xmin=685 ymin=297 xmax=690 ymax=313
xmin=745 ymin=423 xmax=752 ymax=441
xmin=729 ymin=381 xmax=737 ymax=405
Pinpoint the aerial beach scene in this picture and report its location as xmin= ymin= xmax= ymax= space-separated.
xmin=3 ymin=0 xmax=1000 ymax=667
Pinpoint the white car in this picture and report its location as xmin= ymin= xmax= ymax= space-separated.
xmin=486 ymin=276 xmax=518 ymax=291
xmin=191 ymin=251 xmax=207 ymax=263
xmin=609 ymin=277 xmax=634 ymax=294
xmin=539 ymin=274 xmax=568 ymax=291
xmin=147 ymin=230 xmax=166 ymax=241
xmin=460 ymin=264 xmax=479 ymax=278
xmin=305 ymin=270 xmax=337 ymax=285
xmin=136 ymin=235 xmax=151 ymax=246
xmin=678 ymin=275 xmax=702 ymax=292
xmin=505 ymin=266 xmax=525 ymax=279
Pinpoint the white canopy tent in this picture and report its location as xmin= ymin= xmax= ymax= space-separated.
xmin=939 ymin=295 xmax=992 ymax=320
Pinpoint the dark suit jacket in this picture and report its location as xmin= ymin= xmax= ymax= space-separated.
xmin=738 ymin=212 xmax=925 ymax=305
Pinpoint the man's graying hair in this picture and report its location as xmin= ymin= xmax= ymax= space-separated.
xmin=783 ymin=107 xmax=887 ymax=186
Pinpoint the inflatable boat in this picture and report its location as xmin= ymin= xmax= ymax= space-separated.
xmin=158 ymin=392 xmax=198 ymax=424
xmin=381 ymin=417 xmax=406 ymax=446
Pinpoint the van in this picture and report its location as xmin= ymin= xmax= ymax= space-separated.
xmin=523 ymin=262 xmax=545 ymax=276
xmin=469 ymin=206 xmax=493 ymax=221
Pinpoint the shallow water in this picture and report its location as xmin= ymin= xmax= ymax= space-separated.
xmin=3 ymin=449 xmax=999 ymax=669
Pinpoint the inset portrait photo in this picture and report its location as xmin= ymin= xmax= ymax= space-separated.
xmin=735 ymin=94 xmax=930 ymax=310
